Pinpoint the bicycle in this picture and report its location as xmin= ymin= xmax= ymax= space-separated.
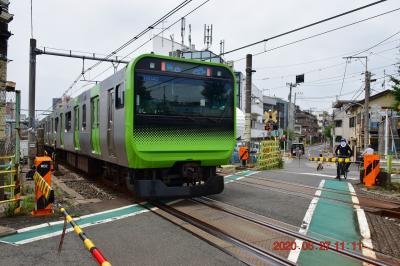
xmin=336 ymin=156 xmax=349 ymax=180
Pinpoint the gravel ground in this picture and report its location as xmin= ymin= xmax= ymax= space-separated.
xmin=62 ymin=180 xmax=116 ymax=200
xmin=366 ymin=212 xmax=400 ymax=259
xmin=354 ymin=183 xmax=400 ymax=203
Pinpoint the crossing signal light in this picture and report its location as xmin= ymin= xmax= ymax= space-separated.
xmin=264 ymin=110 xmax=278 ymax=124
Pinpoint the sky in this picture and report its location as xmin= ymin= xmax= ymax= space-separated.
xmin=7 ymin=0 xmax=400 ymax=118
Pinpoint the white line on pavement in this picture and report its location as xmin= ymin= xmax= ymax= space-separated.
xmin=287 ymin=179 xmax=325 ymax=263
xmin=347 ymin=183 xmax=376 ymax=263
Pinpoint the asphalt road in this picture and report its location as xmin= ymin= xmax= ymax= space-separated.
xmin=0 ymin=155 xmax=362 ymax=265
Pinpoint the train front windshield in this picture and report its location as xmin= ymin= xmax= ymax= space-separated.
xmin=134 ymin=57 xmax=234 ymax=127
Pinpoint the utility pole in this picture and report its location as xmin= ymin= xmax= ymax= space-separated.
xmin=28 ymin=38 xmax=37 ymax=167
xmin=286 ymin=82 xmax=297 ymax=143
xmin=244 ymin=54 xmax=254 ymax=153
xmin=364 ymin=70 xmax=371 ymax=149
xmin=343 ymin=56 xmax=370 ymax=149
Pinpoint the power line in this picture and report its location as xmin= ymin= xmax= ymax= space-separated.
xmin=221 ymin=0 xmax=388 ymax=57
xmin=62 ymin=0 xmax=193 ymax=97
xmin=254 ymin=40 xmax=400 ymax=70
xmin=255 ymin=44 xmax=399 ymax=83
xmin=69 ymin=0 xmax=211 ymax=97
xmin=338 ymin=59 xmax=350 ymax=98
xmin=234 ymin=7 xmax=400 ymax=62
xmin=351 ymin=29 xmax=400 ymax=57
xmin=37 ymin=0 xmax=210 ymax=117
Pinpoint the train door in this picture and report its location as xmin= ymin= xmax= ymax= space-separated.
xmin=90 ymin=96 xmax=101 ymax=155
xmin=107 ymin=89 xmax=115 ymax=157
xmin=74 ymin=105 xmax=80 ymax=150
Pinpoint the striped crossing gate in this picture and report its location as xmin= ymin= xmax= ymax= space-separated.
xmin=59 ymin=207 xmax=112 ymax=266
xmin=309 ymin=157 xmax=352 ymax=163
xmin=256 ymin=140 xmax=282 ymax=170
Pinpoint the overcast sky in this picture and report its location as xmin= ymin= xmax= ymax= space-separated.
xmin=7 ymin=0 xmax=400 ymax=117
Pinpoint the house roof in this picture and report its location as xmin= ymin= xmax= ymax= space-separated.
xmin=332 ymin=89 xmax=393 ymax=109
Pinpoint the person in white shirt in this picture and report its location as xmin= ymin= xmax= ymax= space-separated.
xmin=361 ymin=144 xmax=374 ymax=156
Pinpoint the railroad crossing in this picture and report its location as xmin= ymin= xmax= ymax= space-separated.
xmin=2 ymin=1 xmax=400 ymax=266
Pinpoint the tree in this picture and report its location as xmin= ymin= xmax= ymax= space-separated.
xmin=391 ymin=64 xmax=400 ymax=112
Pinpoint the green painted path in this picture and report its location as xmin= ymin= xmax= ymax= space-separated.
xmin=298 ymin=180 xmax=362 ymax=266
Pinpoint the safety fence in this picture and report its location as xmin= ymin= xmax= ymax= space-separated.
xmin=0 ymin=89 xmax=21 ymax=213
xmin=256 ymin=140 xmax=282 ymax=170
xmin=0 ymin=155 xmax=21 ymax=213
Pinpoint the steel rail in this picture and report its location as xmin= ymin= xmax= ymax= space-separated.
xmin=232 ymin=179 xmax=400 ymax=218
xmin=149 ymin=201 xmax=295 ymax=266
xmin=195 ymin=197 xmax=392 ymax=266
xmin=246 ymin=173 xmax=400 ymax=206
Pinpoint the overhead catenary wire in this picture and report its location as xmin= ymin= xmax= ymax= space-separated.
xmin=255 ymin=38 xmax=400 ymax=70
xmin=234 ymin=7 xmax=400 ymax=62
xmin=62 ymin=0 xmax=193 ymax=97
xmin=350 ymin=29 xmax=400 ymax=57
xmin=220 ymin=0 xmax=388 ymax=57
xmin=68 ymin=0 xmax=211 ymax=98
xmin=255 ymin=44 xmax=400 ymax=77
xmin=36 ymin=0 xmax=210 ymax=118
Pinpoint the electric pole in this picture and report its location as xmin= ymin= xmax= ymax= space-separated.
xmin=343 ymin=56 xmax=370 ymax=149
xmin=286 ymin=82 xmax=296 ymax=140
xmin=244 ymin=54 xmax=254 ymax=152
xmin=364 ymin=70 xmax=371 ymax=149
xmin=28 ymin=38 xmax=37 ymax=167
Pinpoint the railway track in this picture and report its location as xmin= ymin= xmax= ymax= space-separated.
xmin=235 ymin=174 xmax=400 ymax=219
xmin=139 ymin=198 xmax=394 ymax=266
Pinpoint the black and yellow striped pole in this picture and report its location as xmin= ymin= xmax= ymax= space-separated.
xmin=59 ymin=207 xmax=112 ymax=266
xmin=309 ymin=157 xmax=352 ymax=163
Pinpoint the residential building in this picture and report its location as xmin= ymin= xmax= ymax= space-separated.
xmin=294 ymin=107 xmax=319 ymax=143
xmin=332 ymin=89 xmax=394 ymax=156
xmin=235 ymin=72 xmax=264 ymax=139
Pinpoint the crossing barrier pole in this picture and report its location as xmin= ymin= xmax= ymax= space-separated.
xmin=59 ymin=207 xmax=112 ymax=266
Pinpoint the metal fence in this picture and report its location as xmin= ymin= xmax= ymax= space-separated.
xmin=377 ymin=116 xmax=400 ymax=159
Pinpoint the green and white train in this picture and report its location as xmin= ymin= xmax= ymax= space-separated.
xmin=41 ymin=54 xmax=236 ymax=198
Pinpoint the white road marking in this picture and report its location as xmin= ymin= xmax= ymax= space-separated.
xmin=275 ymin=170 xmax=359 ymax=180
xmin=347 ymin=183 xmax=376 ymax=263
xmin=4 ymin=171 xmax=255 ymax=245
xmin=287 ymin=180 xmax=325 ymax=263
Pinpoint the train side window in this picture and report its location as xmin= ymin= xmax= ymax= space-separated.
xmin=66 ymin=111 xmax=72 ymax=132
xmin=91 ymin=96 xmax=100 ymax=129
xmin=74 ymin=106 xmax=79 ymax=131
xmin=115 ymin=83 xmax=124 ymax=109
xmin=60 ymin=114 xmax=64 ymax=132
xmin=82 ymin=104 xmax=87 ymax=130
xmin=55 ymin=117 xmax=59 ymax=132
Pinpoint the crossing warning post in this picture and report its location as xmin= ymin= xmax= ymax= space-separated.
xmin=32 ymin=156 xmax=54 ymax=216
xmin=239 ymin=146 xmax=249 ymax=166
xmin=363 ymin=154 xmax=380 ymax=187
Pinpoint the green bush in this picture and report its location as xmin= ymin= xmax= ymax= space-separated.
xmin=21 ymin=195 xmax=35 ymax=214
